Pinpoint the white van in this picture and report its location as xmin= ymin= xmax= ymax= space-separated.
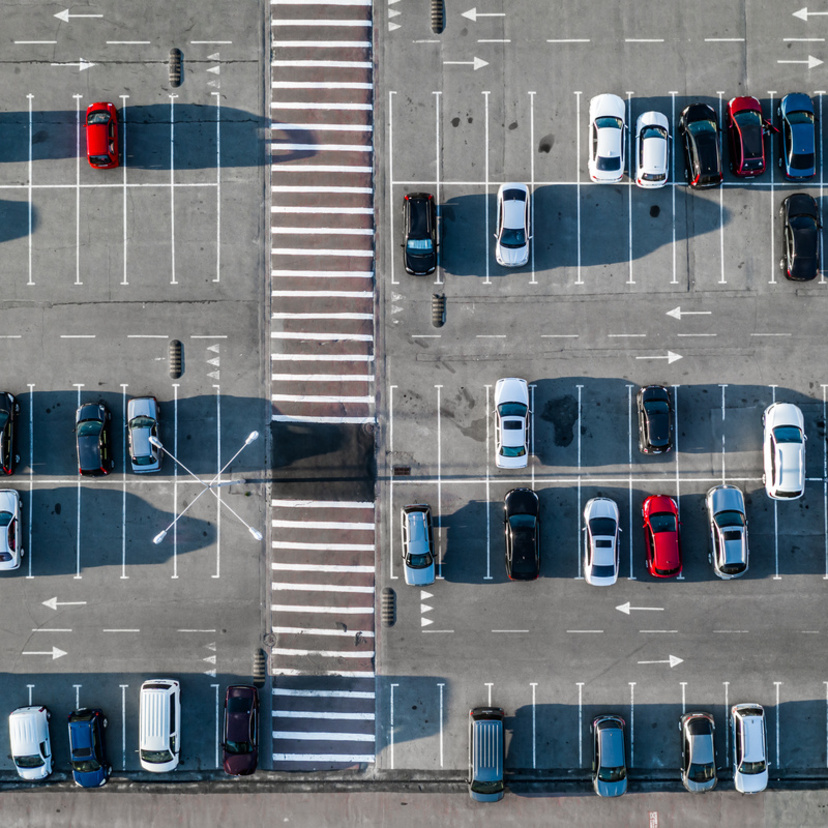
xmin=139 ymin=679 xmax=180 ymax=772
xmin=9 ymin=706 xmax=52 ymax=780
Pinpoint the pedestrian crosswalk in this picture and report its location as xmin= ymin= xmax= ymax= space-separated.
xmin=269 ymin=498 xmax=376 ymax=769
xmin=270 ymin=0 xmax=375 ymax=427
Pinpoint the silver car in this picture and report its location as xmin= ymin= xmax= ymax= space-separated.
xmin=494 ymin=183 xmax=531 ymax=267
xmin=400 ymin=504 xmax=435 ymax=586
xmin=706 ymin=485 xmax=748 ymax=579
xmin=591 ymin=714 xmax=627 ymax=797
xmin=680 ymin=712 xmax=717 ymax=793
xmin=732 ymin=704 xmax=769 ymax=794
xmin=127 ymin=397 xmax=161 ymax=473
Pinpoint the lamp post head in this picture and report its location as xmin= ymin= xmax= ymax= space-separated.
xmin=245 ymin=431 xmax=260 ymax=445
xmin=248 ymin=526 xmax=263 ymax=541
xmin=149 ymin=436 xmax=164 ymax=450
xmin=152 ymin=530 xmax=167 ymax=545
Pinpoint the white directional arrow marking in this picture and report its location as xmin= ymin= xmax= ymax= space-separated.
xmin=420 ymin=590 xmax=433 ymax=600
xmin=23 ymin=647 xmax=67 ymax=661
xmin=638 ymin=655 xmax=684 ymax=668
xmin=42 ymin=597 xmax=87 ymax=611
xmin=635 ymin=351 xmax=682 ymax=364
xmin=421 ymin=616 xmax=433 ymax=627
xmin=55 ymin=9 xmax=103 ymax=22
xmin=616 ymin=602 xmax=664 ymax=615
xmin=420 ymin=603 xmax=433 ymax=613
xmin=388 ymin=21 xmax=401 ymax=31
xmin=462 ymin=7 xmax=506 ymax=21
xmin=777 ymin=55 xmax=824 ymax=69
xmin=793 ymin=6 xmax=828 ymax=21
xmin=50 ymin=59 xmax=96 ymax=71
xmin=666 ymin=306 xmax=712 ymax=320
xmin=443 ymin=57 xmax=489 ymax=70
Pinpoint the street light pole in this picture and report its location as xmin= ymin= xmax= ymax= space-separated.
xmin=150 ymin=431 xmax=262 ymax=544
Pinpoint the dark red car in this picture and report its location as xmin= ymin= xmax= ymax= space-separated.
xmin=727 ymin=96 xmax=770 ymax=177
xmin=642 ymin=495 xmax=681 ymax=578
xmin=222 ymin=685 xmax=259 ymax=775
xmin=85 ymin=102 xmax=119 ymax=169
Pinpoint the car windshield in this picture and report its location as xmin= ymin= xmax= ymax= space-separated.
xmin=589 ymin=518 xmax=616 ymax=536
xmin=407 ymin=552 xmax=433 ymax=568
xmin=688 ymin=762 xmax=716 ymax=783
xmin=14 ymin=753 xmax=45 ymax=769
xmin=89 ymin=155 xmax=113 ymax=165
xmin=713 ymin=510 xmax=745 ymax=528
xmin=501 ymin=445 xmax=526 ymax=457
xmin=509 ymin=514 xmax=536 ymax=529
xmin=500 ymin=226 xmax=526 ymax=248
xmin=225 ymin=739 xmax=253 ymax=755
xmin=648 ymin=513 xmax=676 ymax=533
xmin=597 ymin=764 xmax=626 ymax=783
xmin=77 ymin=421 xmax=101 ymax=437
xmin=645 ymin=400 xmax=669 ymax=415
xmin=72 ymin=757 xmax=102 ymax=773
xmin=773 ymin=425 xmax=802 ymax=443
xmin=591 ymin=564 xmax=616 ymax=578
xmin=130 ymin=416 xmax=155 ymax=429
xmin=141 ymin=749 xmax=174 ymax=764
xmin=471 ymin=779 xmax=505 ymax=795
xmin=641 ymin=125 xmax=667 ymax=142
xmin=740 ymin=759 xmax=767 ymax=775
xmin=407 ymin=238 xmax=433 ymax=251
xmin=0 ymin=410 xmax=8 ymax=429
xmin=0 ymin=511 xmax=12 ymax=527
xmin=596 ymin=156 xmax=621 ymax=171
xmin=498 ymin=403 xmax=527 ymax=418
xmin=596 ymin=117 xmax=622 ymax=130
xmin=787 ymin=110 xmax=814 ymax=126
xmin=688 ymin=119 xmax=716 ymax=135
xmin=87 ymin=111 xmax=110 ymax=125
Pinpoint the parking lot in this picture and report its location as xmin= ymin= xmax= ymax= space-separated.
xmin=375 ymin=0 xmax=828 ymax=786
xmin=0 ymin=1 xmax=268 ymax=776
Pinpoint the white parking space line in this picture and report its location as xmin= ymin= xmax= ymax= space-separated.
xmin=629 ymin=682 xmax=636 ymax=767
xmin=577 ymin=384 xmax=584 ymax=579
xmin=121 ymin=383 xmax=128 ymax=579
xmin=103 ymin=628 xmax=140 ymax=633
xmin=485 ymin=384 xmax=492 ymax=580
xmin=389 ymin=385 xmax=396 ymax=579
xmin=107 ymin=41 xmax=151 ymax=44
xmin=627 ymin=92 xmax=634 ymax=286
xmin=530 ymin=384 xmax=536 ymax=489
xmin=74 ymin=94 xmax=82 ymax=286
xmin=769 ymin=91 xmax=777 ymax=285
xmin=436 ymin=384 xmax=443 ymax=577
xmin=433 ymin=90 xmax=443 ymax=286
xmin=169 ymin=94 xmax=178 ymax=285
xmin=212 ymin=92 xmax=221 ymax=283
xmin=719 ymin=384 xmax=727 ymax=483
xmin=73 ymin=684 xmax=81 ymax=709
xmin=484 ymin=90 xmax=491 ymax=285
xmin=680 ymin=681 xmax=687 ymax=715
xmin=575 ymin=91 xmax=583 ymax=285
xmin=33 ymin=628 xmax=71 ymax=633
xmin=213 ymin=684 xmax=220 ymax=768
xmin=529 ymin=91 xmax=537 ymax=285
xmin=775 ymin=681 xmax=783 ymax=767
xmin=120 ymin=684 xmax=128 ymax=769
xmin=119 ymin=95 xmax=130 ymax=286
xmin=670 ymin=91 xmax=678 ymax=284
xmin=213 ymin=385 xmax=221 ymax=579
xmin=717 ymin=92 xmax=726 ymax=285
xmin=74 ymin=383 xmax=83 ymax=578
xmin=723 ymin=681 xmax=730 ymax=758
xmin=529 ymin=682 xmax=538 ymax=768
xmin=626 ymin=384 xmax=635 ymax=579
xmin=26 ymin=384 xmax=34 ymax=579
xmin=172 ymin=383 xmax=179 ymax=579
xmin=577 ymin=682 xmax=584 ymax=766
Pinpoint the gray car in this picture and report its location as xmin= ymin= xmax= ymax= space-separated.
xmin=127 ymin=397 xmax=161 ymax=473
xmin=680 ymin=712 xmax=717 ymax=793
xmin=706 ymin=484 xmax=748 ymax=579
xmin=592 ymin=714 xmax=627 ymax=797
xmin=400 ymin=504 xmax=435 ymax=586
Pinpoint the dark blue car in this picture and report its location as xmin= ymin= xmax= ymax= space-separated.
xmin=68 ymin=708 xmax=110 ymax=787
xmin=779 ymin=93 xmax=816 ymax=180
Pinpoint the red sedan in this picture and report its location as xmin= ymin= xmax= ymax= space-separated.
xmin=85 ymin=102 xmax=119 ymax=169
xmin=726 ymin=96 xmax=769 ymax=177
xmin=642 ymin=495 xmax=681 ymax=578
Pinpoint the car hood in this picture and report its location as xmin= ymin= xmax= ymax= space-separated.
xmin=73 ymin=765 xmax=107 ymax=787
xmin=590 ymin=94 xmax=626 ymax=122
xmin=765 ymin=403 xmax=804 ymax=430
xmin=595 ymin=777 xmax=627 ymax=797
xmin=0 ymin=489 xmax=17 ymax=512
xmin=736 ymin=768 xmax=768 ymax=794
xmin=223 ymin=751 xmax=257 ymax=776
xmin=494 ymin=378 xmax=528 ymax=407
xmin=496 ymin=242 xmax=529 ymax=266
xmin=404 ymin=560 xmax=435 ymax=585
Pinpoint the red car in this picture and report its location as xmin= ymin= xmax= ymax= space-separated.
xmin=642 ymin=495 xmax=681 ymax=578
xmin=726 ymin=96 xmax=769 ymax=177
xmin=85 ymin=102 xmax=119 ymax=169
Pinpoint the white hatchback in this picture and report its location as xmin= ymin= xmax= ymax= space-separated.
xmin=762 ymin=402 xmax=806 ymax=500
xmin=635 ymin=112 xmax=670 ymax=188
xmin=583 ymin=497 xmax=620 ymax=586
xmin=588 ymin=94 xmax=626 ymax=183
xmin=494 ymin=378 xmax=530 ymax=469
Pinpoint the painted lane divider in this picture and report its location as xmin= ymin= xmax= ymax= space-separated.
xmin=42 ymin=597 xmax=87 ymax=610
xmin=616 ymin=602 xmax=664 ymax=614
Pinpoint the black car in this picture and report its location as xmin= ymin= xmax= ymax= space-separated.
xmin=0 ymin=393 xmax=18 ymax=475
xmin=778 ymin=93 xmax=816 ymax=180
xmin=679 ymin=103 xmax=723 ymax=188
xmin=68 ymin=708 xmax=110 ymax=788
xmin=402 ymin=192 xmax=437 ymax=275
xmin=503 ymin=488 xmax=540 ymax=580
xmin=637 ymin=385 xmax=673 ymax=454
xmin=780 ymin=193 xmax=820 ymax=281
xmin=222 ymin=685 xmax=259 ymax=776
xmin=75 ymin=403 xmax=114 ymax=476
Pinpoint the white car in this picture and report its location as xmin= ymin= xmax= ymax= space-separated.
xmin=588 ymin=94 xmax=626 ymax=183
xmin=0 ymin=489 xmax=22 ymax=571
xmin=494 ymin=378 xmax=530 ymax=469
xmin=400 ymin=504 xmax=435 ymax=586
xmin=494 ymin=183 xmax=531 ymax=267
xmin=762 ymin=403 xmax=806 ymax=500
xmin=635 ymin=112 xmax=670 ymax=188
xmin=732 ymin=704 xmax=769 ymax=794
xmin=583 ymin=497 xmax=620 ymax=586
xmin=9 ymin=706 xmax=52 ymax=780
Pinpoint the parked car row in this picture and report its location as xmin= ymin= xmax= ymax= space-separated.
xmin=468 ymin=703 xmax=768 ymax=801
xmin=8 ymin=682 xmax=259 ymax=784
xmin=402 ymin=392 xmax=806 ymax=584
xmin=0 ymin=392 xmax=161 ymax=478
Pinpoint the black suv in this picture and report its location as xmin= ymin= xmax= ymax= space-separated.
xmin=637 ymin=385 xmax=673 ymax=454
xmin=75 ymin=403 xmax=114 ymax=476
xmin=780 ymin=193 xmax=820 ymax=281
xmin=402 ymin=192 xmax=437 ymax=275
xmin=679 ymin=103 xmax=723 ymax=188
xmin=0 ymin=393 xmax=18 ymax=475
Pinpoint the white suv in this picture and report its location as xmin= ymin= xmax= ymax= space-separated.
xmin=731 ymin=703 xmax=769 ymax=794
xmin=762 ymin=403 xmax=806 ymax=500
